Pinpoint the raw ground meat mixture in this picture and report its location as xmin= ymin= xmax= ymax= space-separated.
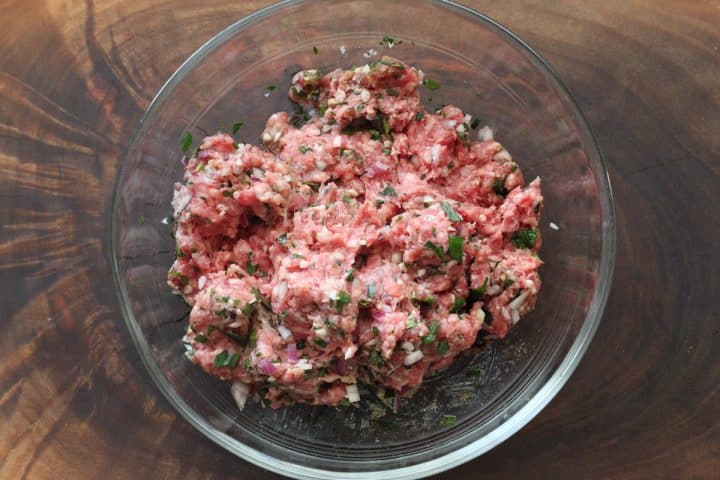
xmin=167 ymin=57 xmax=543 ymax=409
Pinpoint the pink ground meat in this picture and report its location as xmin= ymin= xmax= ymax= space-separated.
xmin=168 ymin=57 xmax=544 ymax=408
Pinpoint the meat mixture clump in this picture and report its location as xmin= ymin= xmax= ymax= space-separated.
xmin=168 ymin=57 xmax=543 ymax=408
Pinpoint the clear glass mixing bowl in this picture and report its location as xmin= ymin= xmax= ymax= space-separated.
xmin=110 ymin=1 xmax=615 ymax=478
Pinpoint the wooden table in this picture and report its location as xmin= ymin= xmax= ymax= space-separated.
xmin=1 ymin=1 xmax=718 ymax=478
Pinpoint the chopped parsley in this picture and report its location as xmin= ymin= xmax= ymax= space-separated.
xmin=342 ymin=195 xmax=352 ymax=203
xmin=367 ymin=282 xmax=376 ymax=298
xmin=502 ymin=279 xmax=515 ymax=290
xmin=313 ymin=46 xmax=318 ymax=54
xmin=213 ymin=350 xmax=238 ymax=368
xmin=181 ymin=132 xmax=192 ymax=155
xmin=246 ymin=261 xmax=258 ymax=275
xmin=448 ymin=235 xmax=463 ymax=262
xmin=437 ymin=340 xmax=450 ymax=355
xmin=492 ymin=177 xmax=508 ymax=196
xmin=440 ymin=201 xmax=463 ymax=222
xmin=266 ymin=85 xmax=277 ymax=91
xmin=470 ymin=277 xmax=489 ymax=299
xmin=450 ymin=296 xmax=466 ymax=314
xmin=415 ymin=111 xmax=425 ymax=121
xmin=194 ymin=333 xmax=208 ymax=344
xmin=406 ymin=317 xmax=417 ymax=329
xmin=299 ymin=145 xmax=312 ymax=154
xmin=370 ymin=350 xmax=384 ymax=367
xmin=440 ymin=414 xmax=457 ymax=427
xmin=314 ymin=338 xmax=328 ymax=348
xmin=345 ymin=268 xmax=355 ymax=282
xmin=335 ymin=290 xmax=352 ymax=313
xmin=278 ymin=232 xmax=288 ymax=244
xmin=231 ymin=121 xmax=244 ymax=134
xmin=466 ymin=367 xmax=483 ymax=377
xmin=510 ymin=228 xmax=539 ymax=249
xmin=380 ymin=35 xmax=397 ymax=46
xmin=372 ymin=326 xmax=380 ymax=336
xmin=222 ymin=190 xmax=233 ymax=197
xmin=386 ymin=88 xmax=399 ymax=96
xmin=369 ymin=130 xmax=382 ymax=141
xmin=471 ymin=118 xmax=481 ymax=130
xmin=424 ymin=240 xmax=444 ymax=260
xmin=292 ymin=253 xmax=305 ymax=259
xmin=380 ymin=185 xmax=397 ymax=196
xmin=175 ymin=247 xmax=184 ymax=258
xmin=421 ymin=321 xmax=440 ymax=345
xmin=382 ymin=147 xmax=391 ymax=155
xmin=422 ymin=78 xmax=441 ymax=90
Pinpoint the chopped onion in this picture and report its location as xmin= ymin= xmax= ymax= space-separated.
xmin=509 ymin=290 xmax=530 ymax=311
xmin=477 ymin=126 xmax=494 ymax=141
xmin=494 ymin=149 xmax=512 ymax=163
xmin=197 ymin=275 xmax=207 ymax=290
xmin=343 ymin=344 xmax=357 ymax=360
xmin=346 ymin=384 xmax=361 ymax=403
xmin=258 ymin=359 xmax=278 ymax=376
xmin=401 ymin=341 xmax=414 ymax=352
xmin=296 ymin=359 xmax=313 ymax=370
xmin=272 ymin=281 xmax=288 ymax=303
xmin=403 ymin=350 xmax=424 ymax=366
xmin=286 ymin=342 xmax=299 ymax=363
xmin=230 ymin=381 xmax=250 ymax=410
xmin=277 ymin=323 xmax=292 ymax=340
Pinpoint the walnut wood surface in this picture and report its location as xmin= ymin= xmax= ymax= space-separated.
xmin=1 ymin=1 xmax=719 ymax=478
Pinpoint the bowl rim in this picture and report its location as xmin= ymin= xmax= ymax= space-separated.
xmin=109 ymin=0 xmax=616 ymax=478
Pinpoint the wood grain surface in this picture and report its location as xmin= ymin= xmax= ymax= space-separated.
xmin=1 ymin=0 xmax=719 ymax=479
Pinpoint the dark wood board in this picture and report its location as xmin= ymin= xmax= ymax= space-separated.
xmin=1 ymin=1 xmax=718 ymax=478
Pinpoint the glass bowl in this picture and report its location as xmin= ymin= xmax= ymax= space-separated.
xmin=110 ymin=0 xmax=615 ymax=478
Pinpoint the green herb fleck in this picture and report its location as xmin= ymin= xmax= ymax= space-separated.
xmin=440 ymin=414 xmax=457 ymax=427
xmin=415 ymin=111 xmax=425 ymax=121
xmin=382 ymin=147 xmax=391 ymax=155
xmin=278 ymin=233 xmax=288 ymax=244
xmin=423 ymin=78 xmax=441 ymax=90
xmin=213 ymin=350 xmax=230 ymax=368
xmin=421 ymin=321 xmax=440 ymax=345
xmin=299 ymin=145 xmax=312 ymax=154
xmin=345 ymin=268 xmax=355 ymax=282
xmin=246 ymin=261 xmax=258 ymax=275
xmin=386 ymin=88 xmax=399 ymax=97
xmin=440 ymin=201 xmax=463 ymax=222
xmin=437 ymin=340 xmax=450 ymax=355
xmin=372 ymin=326 xmax=380 ymax=336
xmin=466 ymin=367 xmax=483 ymax=377
xmin=380 ymin=185 xmax=397 ymax=196
xmin=342 ymin=195 xmax=352 ymax=204
xmin=175 ymin=247 xmax=185 ymax=258
xmin=266 ymin=85 xmax=277 ymax=91
xmin=313 ymin=338 xmax=328 ymax=348
xmin=424 ymin=240 xmax=444 ymax=260
xmin=450 ymin=296 xmax=466 ymax=314
xmin=232 ymin=122 xmax=244 ymax=134
xmin=195 ymin=163 xmax=206 ymax=172
xmin=181 ymin=132 xmax=193 ymax=155
xmin=367 ymin=282 xmax=376 ymax=298
xmin=292 ymin=253 xmax=305 ymax=259
xmin=502 ymin=279 xmax=515 ymax=290
xmin=195 ymin=333 xmax=208 ymax=343
xmin=492 ymin=177 xmax=508 ymax=196
xmin=448 ymin=235 xmax=463 ymax=262
xmin=369 ymin=130 xmax=382 ymax=141
xmin=222 ymin=190 xmax=233 ymax=197
xmin=313 ymin=46 xmax=318 ymax=54
xmin=370 ymin=350 xmax=384 ymax=367
xmin=510 ymin=228 xmax=538 ymax=249
xmin=335 ymin=290 xmax=352 ymax=313
xmin=406 ymin=317 xmax=417 ymax=329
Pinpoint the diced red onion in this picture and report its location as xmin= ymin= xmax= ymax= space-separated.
xmin=366 ymin=162 xmax=391 ymax=177
xmin=258 ymin=359 xmax=278 ymax=376
xmin=371 ymin=309 xmax=385 ymax=322
xmin=287 ymin=342 xmax=299 ymax=363
xmin=181 ymin=156 xmax=189 ymax=166
xmin=230 ymin=381 xmax=250 ymax=410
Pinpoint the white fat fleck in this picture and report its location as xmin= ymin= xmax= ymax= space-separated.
xmin=262 ymin=132 xmax=272 ymax=142
xmin=422 ymin=195 xmax=434 ymax=203
xmin=362 ymin=49 xmax=378 ymax=59
xmin=364 ymin=338 xmax=378 ymax=347
xmin=360 ymin=89 xmax=371 ymax=102
xmin=264 ymin=92 xmax=270 ymax=98
xmin=346 ymin=384 xmax=360 ymax=403
xmin=299 ymin=260 xmax=311 ymax=269
xmin=198 ymin=275 xmax=207 ymax=290
xmin=161 ymin=217 xmax=169 ymax=225
xmin=431 ymin=144 xmax=441 ymax=164
xmin=494 ymin=149 xmax=512 ymax=163
xmin=416 ymin=268 xmax=426 ymax=277
xmin=333 ymin=135 xmax=343 ymax=148
xmin=549 ymin=222 xmax=560 ymax=231
xmin=252 ymin=167 xmax=264 ymax=178
xmin=391 ymin=252 xmax=402 ymax=264
xmin=403 ymin=350 xmax=424 ymax=366
xmin=511 ymin=309 xmax=520 ymax=325
xmin=272 ymin=281 xmax=288 ymax=303
xmin=315 ymin=158 xmax=328 ymax=171
xmin=296 ymin=359 xmax=313 ymax=370
xmin=347 ymin=239 xmax=359 ymax=248
xmin=476 ymin=308 xmax=486 ymax=324
xmin=463 ymin=114 xmax=472 ymax=124
xmin=333 ymin=252 xmax=344 ymax=262
xmin=401 ymin=341 xmax=414 ymax=352
xmin=315 ymin=226 xmax=332 ymax=242
xmin=277 ymin=323 xmax=292 ymax=339
xmin=477 ymin=126 xmax=494 ymax=141
xmin=359 ymin=240 xmax=367 ymax=246
xmin=315 ymin=327 xmax=328 ymax=338
xmin=443 ymin=119 xmax=457 ymax=129
xmin=339 ymin=45 xmax=346 ymax=55
xmin=335 ymin=89 xmax=346 ymax=101
xmin=361 ymin=64 xmax=371 ymax=74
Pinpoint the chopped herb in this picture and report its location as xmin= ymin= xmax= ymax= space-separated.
xmin=175 ymin=247 xmax=185 ymax=258
xmin=423 ymin=78 xmax=441 ymax=90
xmin=386 ymin=88 xmax=399 ymax=96
xmin=440 ymin=201 xmax=463 ymax=222
xmin=231 ymin=122 xmax=244 ymax=134
xmin=510 ymin=228 xmax=539 ymax=249
xmin=335 ymin=290 xmax=352 ymax=313
xmin=380 ymin=35 xmax=396 ymax=46
xmin=380 ymin=185 xmax=397 ymax=196
xmin=421 ymin=321 xmax=440 ymax=345
xmin=370 ymin=350 xmax=384 ymax=367
xmin=440 ymin=414 xmax=457 ymax=427
xmin=181 ymin=132 xmax=193 ymax=155
xmin=303 ymin=181 xmax=321 ymax=192
xmin=470 ymin=277 xmax=489 ymax=300
xmin=369 ymin=130 xmax=382 ymax=141
xmin=227 ymin=352 xmax=241 ymax=369
xmin=342 ymin=195 xmax=352 ymax=204
xmin=224 ymin=330 xmax=247 ymax=345
xmin=222 ymin=190 xmax=233 ymax=197
xmin=213 ymin=350 xmax=230 ymax=368
xmin=313 ymin=338 xmax=328 ymax=348
xmin=471 ymin=118 xmax=481 ymax=129
xmin=367 ymin=282 xmax=376 ymax=298
xmin=448 ymin=235 xmax=464 ymax=262
xmin=502 ymin=279 xmax=515 ymax=289
xmin=266 ymin=85 xmax=277 ymax=91
xmin=415 ymin=111 xmax=425 ymax=121
xmin=278 ymin=233 xmax=288 ymax=244
xmin=375 ymin=199 xmax=384 ymax=208
xmin=450 ymin=296 xmax=466 ymax=314
xmin=246 ymin=261 xmax=258 ymax=275
xmin=196 ymin=163 xmax=206 ymax=172
xmin=406 ymin=317 xmax=417 ymax=329
xmin=373 ymin=326 xmax=380 ymax=336
xmin=338 ymin=398 xmax=350 ymax=407
xmin=345 ymin=268 xmax=355 ymax=282
xmin=448 ymin=161 xmax=455 ymax=169
xmin=382 ymin=148 xmax=391 ymax=155
xmin=466 ymin=367 xmax=483 ymax=377
xmin=220 ymin=296 xmax=230 ymax=303
xmin=492 ymin=177 xmax=508 ymax=196
xmin=424 ymin=240 xmax=444 ymax=260
xmin=510 ymin=164 xmax=518 ymax=172
xmin=195 ymin=333 xmax=208 ymax=343
xmin=437 ymin=340 xmax=450 ymax=355
xmin=299 ymin=145 xmax=312 ymax=154
xmin=313 ymin=46 xmax=318 ymax=54
xmin=292 ymin=253 xmax=305 ymax=259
